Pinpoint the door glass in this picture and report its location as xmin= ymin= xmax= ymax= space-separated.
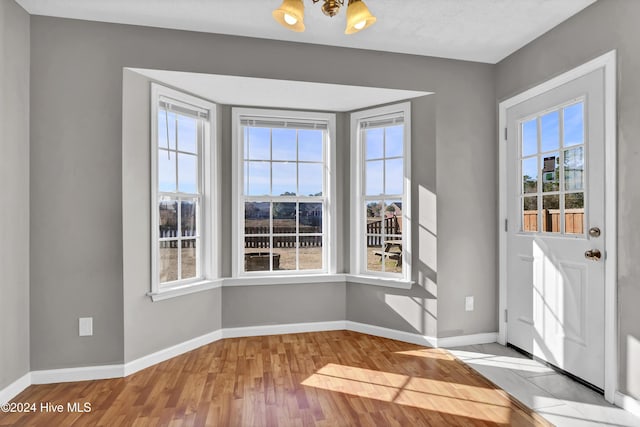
xmin=519 ymin=101 xmax=586 ymax=235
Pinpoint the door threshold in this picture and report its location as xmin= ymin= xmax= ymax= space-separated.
xmin=506 ymin=343 xmax=604 ymax=395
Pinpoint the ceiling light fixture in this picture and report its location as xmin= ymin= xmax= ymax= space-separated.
xmin=273 ymin=0 xmax=377 ymax=35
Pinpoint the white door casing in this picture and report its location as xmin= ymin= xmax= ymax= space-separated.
xmin=498 ymin=51 xmax=617 ymax=401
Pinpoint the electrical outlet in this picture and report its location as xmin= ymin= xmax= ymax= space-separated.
xmin=465 ymin=296 xmax=474 ymax=312
xmin=79 ymin=317 xmax=93 ymax=336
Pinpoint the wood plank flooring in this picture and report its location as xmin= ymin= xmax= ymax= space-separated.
xmin=1 ymin=331 xmax=551 ymax=426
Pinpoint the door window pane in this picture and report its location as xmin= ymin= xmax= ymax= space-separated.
xmin=564 ymin=147 xmax=584 ymax=191
xmin=542 ymin=195 xmax=560 ymax=233
xmin=522 ymin=157 xmax=538 ymax=194
xmin=565 ymin=193 xmax=584 ymax=235
xmin=541 ymin=153 xmax=560 ymax=192
xmin=541 ymin=111 xmax=560 ymax=152
xmin=523 ymin=196 xmax=538 ymax=232
xmin=564 ymin=102 xmax=584 ymax=147
xmin=522 ymin=119 xmax=537 ymax=157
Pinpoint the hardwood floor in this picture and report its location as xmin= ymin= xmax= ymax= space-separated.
xmin=1 ymin=331 xmax=551 ymax=426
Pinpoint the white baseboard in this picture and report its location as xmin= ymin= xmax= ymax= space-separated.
xmin=222 ymin=321 xmax=347 ymax=339
xmin=0 ymin=373 xmax=31 ymax=405
xmin=437 ymin=332 xmax=499 ymax=348
xmin=31 ymin=364 xmax=124 ymax=385
xmin=346 ymin=321 xmax=438 ymax=348
xmin=614 ymin=391 xmax=640 ymax=419
xmin=124 ymin=329 xmax=223 ymax=376
xmin=0 ymin=322 xmax=499 ymax=406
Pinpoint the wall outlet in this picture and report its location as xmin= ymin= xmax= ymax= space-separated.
xmin=79 ymin=317 xmax=93 ymax=336
xmin=465 ymin=296 xmax=474 ymax=312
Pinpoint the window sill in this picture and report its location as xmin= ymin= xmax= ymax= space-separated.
xmin=147 ymin=274 xmax=413 ymax=301
xmin=223 ymin=274 xmax=346 ymax=287
xmin=344 ymin=274 xmax=413 ymax=289
xmin=147 ymin=279 xmax=224 ymax=302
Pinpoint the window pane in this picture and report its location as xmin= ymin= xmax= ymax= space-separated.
xmin=244 ymin=246 xmax=273 ymax=272
xmin=564 ymin=103 xmax=584 ymax=147
xmin=159 ymin=199 xmax=178 ymax=238
xmin=383 ymin=200 xmax=402 ymax=235
xmin=246 ymin=127 xmax=270 ymax=160
xmin=367 ymin=246 xmax=383 ymax=272
xmin=385 ymin=158 xmax=403 ymax=195
xmin=522 ymin=157 xmax=538 ymax=194
xmin=272 ymin=162 xmax=296 ymax=196
xmin=181 ymin=199 xmax=197 ymax=237
xmin=298 ymin=130 xmax=323 ymax=161
xmin=522 ymin=119 xmax=537 ymax=157
xmin=541 ymin=111 xmax=560 ymax=152
xmin=365 ymin=128 xmax=384 ymax=159
xmin=542 ymin=195 xmax=560 ymax=233
xmin=523 ymin=196 xmax=538 ymax=232
xmin=366 ymin=160 xmax=383 ymax=196
xmin=273 ymin=244 xmax=295 ymax=271
xmin=273 ymin=202 xmax=296 ymax=233
xmin=565 ymin=193 xmax=585 ymax=235
xmin=272 ymin=129 xmax=297 ymax=161
xmin=245 ymin=202 xmax=270 ymax=234
xmin=299 ymin=203 xmax=322 ymax=233
xmin=366 ymin=201 xmax=383 ymax=248
xmin=178 ymin=153 xmax=197 ymax=193
xmin=299 ymin=241 xmax=322 ymax=270
xmin=541 ymin=153 xmax=560 ymax=192
xmin=385 ymin=125 xmax=403 ymax=157
xmin=158 ymin=149 xmax=176 ymax=192
xmin=298 ymin=163 xmax=323 ymax=196
xmin=564 ymin=146 xmax=584 ymax=191
xmin=177 ymin=115 xmax=197 ymax=153
xmin=159 ymin=241 xmax=178 ymax=283
xmin=181 ymin=240 xmax=197 ymax=279
xmin=158 ymin=110 xmax=176 ymax=150
xmin=245 ymin=161 xmax=270 ymax=196
xmin=383 ymin=235 xmax=403 ymax=274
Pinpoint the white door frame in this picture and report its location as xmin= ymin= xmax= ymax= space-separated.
xmin=498 ymin=50 xmax=617 ymax=402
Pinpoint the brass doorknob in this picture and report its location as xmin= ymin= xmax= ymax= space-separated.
xmin=585 ymin=249 xmax=602 ymax=261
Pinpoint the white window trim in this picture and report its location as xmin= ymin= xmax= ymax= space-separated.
xmin=350 ymin=102 xmax=412 ymax=284
xmin=149 ymin=83 xmax=219 ymax=297
xmin=232 ymin=107 xmax=337 ymax=278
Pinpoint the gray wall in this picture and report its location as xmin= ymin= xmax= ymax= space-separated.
xmin=0 ymin=0 xmax=30 ymax=389
xmin=496 ymin=0 xmax=640 ymax=400
xmin=30 ymin=15 xmax=496 ymax=370
xmin=122 ymin=70 xmax=223 ymax=362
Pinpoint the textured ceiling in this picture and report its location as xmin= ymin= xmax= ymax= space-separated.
xmin=16 ymin=0 xmax=596 ymax=63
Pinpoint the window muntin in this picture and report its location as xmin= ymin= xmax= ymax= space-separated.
xmin=352 ymin=103 xmax=411 ymax=280
xmin=519 ymin=100 xmax=585 ymax=235
xmin=151 ymin=84 xmax=217 ymax=292
xmin=237 ymin=113 xmax=332 ymax=275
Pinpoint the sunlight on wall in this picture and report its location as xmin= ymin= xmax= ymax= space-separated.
xmin=418 ymin=186 xmax=437 ymax=273
xmin=384 ymin=293 xmax=435 ymax=334
xmin=628 ymin=335 xmax=640 ymax=399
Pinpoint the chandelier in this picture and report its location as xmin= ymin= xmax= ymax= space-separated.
xmin=273 ymin=0 xmax=377 ymax=35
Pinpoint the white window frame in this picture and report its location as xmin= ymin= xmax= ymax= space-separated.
xmin=350 ymin=102 xmax=412 ymax=282
xmin=231 ymin=107 xmax=337 ymax=278
xmin=150 ymin=83 xmax=219 ymax=297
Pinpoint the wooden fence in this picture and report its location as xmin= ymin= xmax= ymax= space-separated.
xmin=367 ymin=216 xmax=400 ymax=247
xmin=523 ymin=209 xmax=584 ymax=233
xmin=245 ymin=225 xmax=322 ymax=248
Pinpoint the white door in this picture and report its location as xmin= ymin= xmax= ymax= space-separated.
xmin=505 ymin=69 xmax=605 ymax=389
